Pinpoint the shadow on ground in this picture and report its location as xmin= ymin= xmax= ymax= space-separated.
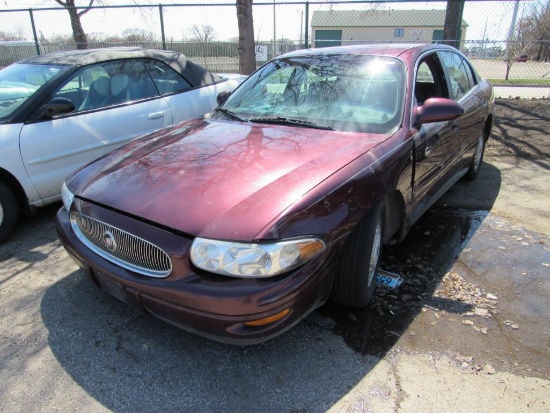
xmin=319 ymin=162 xmax=502 ymax=355
xmin=41 ymin=270 xmax=378 ymax=412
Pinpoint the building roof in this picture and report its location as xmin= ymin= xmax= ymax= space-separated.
xmin=311 ymin=9 xmax=468 ymax=28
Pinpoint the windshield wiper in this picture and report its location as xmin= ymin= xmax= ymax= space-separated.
xmin=248 ymin=116 xmax=336 ymax=131
xmin=214 ymin=107 xmax=248 ymax=122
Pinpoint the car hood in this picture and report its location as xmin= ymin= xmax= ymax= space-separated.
xmin=72 ymin=118 xmax=387 ymax=240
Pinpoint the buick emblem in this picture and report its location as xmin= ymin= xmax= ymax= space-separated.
xmin=103 ymin=231 xmax=117 ymax=253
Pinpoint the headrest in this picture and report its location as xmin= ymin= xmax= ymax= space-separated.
xmin=93 ymin=76 xmax=110 ymax=97
xmin=111 ymin=74 xmax=129 ymax=96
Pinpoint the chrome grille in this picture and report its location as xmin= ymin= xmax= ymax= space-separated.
xmin=71 ymin=212 xmax=172 ymax=278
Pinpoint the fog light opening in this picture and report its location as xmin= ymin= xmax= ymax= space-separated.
xmin=243 ymin=309 xmax=291 ymax=327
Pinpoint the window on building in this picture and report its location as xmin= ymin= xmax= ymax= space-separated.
xmin=394 ymin=28 xmax=404 ymax=38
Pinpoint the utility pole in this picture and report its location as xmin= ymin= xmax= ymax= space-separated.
xmin=505 ymin=0 xmax=521 ymax=60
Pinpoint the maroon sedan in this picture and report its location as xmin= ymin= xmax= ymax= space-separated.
xmin=56 ymin=44 xmax=494 ymax=344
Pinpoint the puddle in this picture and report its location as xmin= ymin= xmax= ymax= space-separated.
xmin=319 ymin=207 xmax=550 ymax=379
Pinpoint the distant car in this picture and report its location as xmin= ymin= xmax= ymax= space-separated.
xmin=57 ymin=44 xmax=494 ymax=344
xmin=0 ymin=47 xmax=246 ymax=242
xmin=516 ymin=54 xmax=528 ymax=62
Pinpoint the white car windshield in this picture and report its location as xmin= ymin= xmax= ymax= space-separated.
xmin=0 ymin=63 xmax=66 ymax=122
xmin=219 ymin=54 xmax=406 ymax=134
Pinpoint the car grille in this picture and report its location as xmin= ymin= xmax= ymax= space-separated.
xmin=71 ymin=212 xmax=172 ymax=278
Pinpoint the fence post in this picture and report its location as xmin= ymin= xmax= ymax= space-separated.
xmin=304 ymin=2 xmax=309 ymax=49
xmin=159 ymin=4 xmax=166 ymax=50
xmin=29 ymin=8 xmax=41 ymax=56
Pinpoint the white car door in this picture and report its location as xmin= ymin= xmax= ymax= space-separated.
xmin=144 ymin=59 xmax=243 ymax=124
xmin=19 ymin=60 xmax=173 ymax=203
xmin=164 ymin=86 xmax=218 ymax=124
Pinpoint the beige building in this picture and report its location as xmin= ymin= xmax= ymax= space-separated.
xmin=311 ymin=9 xmax=467 ymax=49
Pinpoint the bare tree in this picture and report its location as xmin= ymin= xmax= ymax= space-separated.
xmin=503 ymin=40 xmax=523 ymax=81
xmin=443 ymin=0 xmax=463 ymax=49
xmin=54 ymin=0 xmax=97 ymax=50
xmin=503 ymin=0 xmax=550 ymax=79
xmin=190 ymin=25 xmax=217 ymax=43
xmin=122 ymin=28 xmax=155 ymax=43
xmin=236 ymin=0 xmax=256 ymax=75
xmin=518 ymin=0 xmax=550 ymax=62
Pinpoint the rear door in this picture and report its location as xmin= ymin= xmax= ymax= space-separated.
xmin=437 ymin=50 xmax=486 ymax=166
xmin=144 ymin=59 xmax=231 ymax=124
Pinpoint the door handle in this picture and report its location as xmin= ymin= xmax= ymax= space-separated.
xmin=148 ymin=111 xmax=165 ymax=119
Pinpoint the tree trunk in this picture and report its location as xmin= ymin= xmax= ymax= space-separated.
xmin=68 ymin=5 xmax=88 ymax=49
xmin=443 ymin=0 xmax=461 ymax=49
xmin=55 ymin=0 xmax=92 ymax=50
xmin=236 ymin=0 xmax=256 ymax=75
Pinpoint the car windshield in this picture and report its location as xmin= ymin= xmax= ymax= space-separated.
xmin=217 ymin=54 xmax=406 ymax=134
xmin=0 ymin=63 xmax=66 ymax=122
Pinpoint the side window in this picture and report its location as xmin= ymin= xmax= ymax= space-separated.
xmin=145 ymin=60 xmax=192 ymax=95
xmin=52 ymin=67 xmax=101 ymax=111
xmin=439 ymin=51 xmax=473 ymax=101
xmin=54 ymin=60 xmax=158 ymax=112
xmin=417 ymin=62 xmax=434 ymax=83
xmin=414 ymin=54 xmax=447 ymax=106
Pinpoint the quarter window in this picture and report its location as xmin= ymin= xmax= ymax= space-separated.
xmin=145 ymin=61 xmax=192 ymax=95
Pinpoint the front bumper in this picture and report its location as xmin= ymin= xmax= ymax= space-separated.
xmin=55 ymin=205 xmax=335 ymax=345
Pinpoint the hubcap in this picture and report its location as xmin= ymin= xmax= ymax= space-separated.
xmin=0 ymin=203 xmax=4 ymax=226
xmin=368 ymin=220 xmax=382 ymax=287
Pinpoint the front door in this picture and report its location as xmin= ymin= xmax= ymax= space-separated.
xmin=19 ymin=98 xmax=172 ymax=203
xmin=19 ymin=59 xmax=172 ymax=203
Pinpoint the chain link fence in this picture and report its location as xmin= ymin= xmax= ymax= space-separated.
xmin=1 ymin=1 xmax=549 ymax=89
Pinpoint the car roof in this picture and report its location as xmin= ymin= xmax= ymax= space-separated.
xmin=17 ymin=47 xmax=221 ymax=86
xmin=279 ymin=43 xmax=454 ymax=59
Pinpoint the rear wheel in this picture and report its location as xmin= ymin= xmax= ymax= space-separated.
xmin=465 ymin=132 xmax=486 ymax=180
xmin=0 ymin=181 xmax=18 ymax=243
xmin=331 ymin=200 xmax=385 ymax=308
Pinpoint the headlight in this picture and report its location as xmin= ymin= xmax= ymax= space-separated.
xmin=190 ymin=237 xmax=326 ymax=278
xmin=61 ymin=182 xmax=74 ymax=212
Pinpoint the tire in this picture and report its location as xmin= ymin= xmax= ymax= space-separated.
xmin=0 ymin=181 xmax=18 ymax=243
xmin=331 ymin=199 xmax=385 ymax=308
xmin=465 ymin=132 xmax=486 ymax=180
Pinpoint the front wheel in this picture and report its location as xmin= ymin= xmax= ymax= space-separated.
xmin=331 ymin=199 xmax=385 ymax=308
xmin=0 ymin=181 xmax=18 ymax=243
xmin=465 ymin=132 xmax=486 ymax=180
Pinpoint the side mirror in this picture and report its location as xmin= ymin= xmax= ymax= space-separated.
xmin=414 ymin=98 xmax=464 ymax=126
xmin=43 ymin=97 xmax=75 ymax=119
xmin=217 ymin=90 xmax=232 ymax=106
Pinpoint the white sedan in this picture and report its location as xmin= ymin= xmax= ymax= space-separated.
xmin=0 ymin=47 xmax=246 ymax=242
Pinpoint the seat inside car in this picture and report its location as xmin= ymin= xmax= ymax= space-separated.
xmin=79 ymin=76 xmax=111 ymax=110
xmin=103 ymin=74 xmax=130 ymax=105
xmin=414 ymin=81 xmax=436 ymax=105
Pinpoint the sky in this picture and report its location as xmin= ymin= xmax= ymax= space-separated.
xmin=0 ymin=0 xmax=531 ymax=45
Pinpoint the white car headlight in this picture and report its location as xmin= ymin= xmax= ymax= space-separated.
xmin=190 ymin=237 xmax=326 ymax=278
xmin=61 ymin=182 xmax=74 ymax=212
